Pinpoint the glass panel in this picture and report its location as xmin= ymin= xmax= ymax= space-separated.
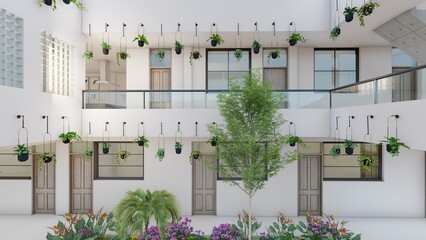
xmin=208 ymin=51 xmax=228 ymax=71
xmin=336 ymin=71 xmax=356 ymax=87
xmin=336 ymin=50 xmax=356 ymax=71
xmin=229 ymin=50 xmax=249 ymax=71
xmin=331 ymin=81 xmax=375 ymax=108
xmin=392 ymin=48 xmax=416 ymax=67
xmin=150 ymin=49 xmax=172 ymax=67
xmin=314 ymin=51 xmax=334 ymax=70
xmin=229 ymin=71 xmax=248 ymax=83
xmin=207 ymin=72 xmax=228 ymax=90
xmin=263 ymin=49 xmax=287 ymax=67
xmin=315 ymin=72 xmax=334 ymax=90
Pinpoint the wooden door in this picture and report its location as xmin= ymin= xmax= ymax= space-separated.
xmin=298 ymin=155 xmax=322 ymax=216
xmin=71 ymin=155 xmax=93 ymax=213
xmin=150 ymin=68 xmax=171 ymax=108
xmin=193 ymin=156 xmax=216 ymax=215
xmin=34 ymin=155 xmax=55 ymax=214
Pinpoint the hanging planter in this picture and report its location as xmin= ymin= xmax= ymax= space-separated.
xmin=83 ymin=122 xmax=93 ymax=161
xmin=40 ymin=115 xmax=55 ymax=166
xmin=116 ymin=150 xmax=130 ymax=164
xmin=190 ymin=23 xmax=202 ymax=65
xmin=358 ymin=154 xmax=374 ymax=171
xmin=252 ymin=40 xmax=261 ymax=54
xmin=83 ymin=50 xmax=93 ymax=61
xmin=330 ymin=144 xmax=341 ymax=158
xmin=207 ymin=136 xmax=218 ymax=147
xmin=287 ymin=33 xmax=307 ymax=46
xmin=156 ymin=24 xmax=166 ymax=62
xmin=116 ymin=51 xmax=130 ymax=65
xmin=267 ymin=50 xmax=280 ymax=63
xmin=190 ymin=51 xmax=202 ymax=65
xmin=83 ymin=24 xmax=94 ymax=61
xmin=38 ymin=0 xmax=57 ymax=10
xmin=208 ymin=34 xmax=224 ymax=47
xmin=133 ymin=24 xmax=149 ymax=47
xmin=358 ymin=1 xmax=380 ymax=27
xmin=175 ymin=142 xmax=182 ymax=154
xmin=330 ymin=26 xmax=341 ymax=41
xmin=175 ymin=122 xmax=183 ymax=155
xmin=344 ymin=7 xmax=358 ymax=22
xmin=102 ymin=23 xmax=111 ymax=55
xmin=63 ymin=0 xmax=70 ymax=4
xmin=344 ymin=139 xmax=356 ymax=155
xmin=60 ymin=116 xmax=81 ymax=144
xmin=14 ymin=144 xmax=29 ymax=162
xmin=102 ymin=142 xmax=111 ymax=154
xmin=190 ymin=150 xmax=201 ymax=160
xmin=175 ymin=41 xmax=184 ymax=55
xmin=135 ymin=136 xmax=149 ymax=147
xmin=102 ymin=122 xmax=110 ymax=154
xmin=190 ymin=122 xmax=201 ymax=162
xmin=234 ymin=49 xmax=243 ymax=61
xmin=381 ymin=137 xmax=409 ymax=157
xmin=156 ymin=49 xmax=165 ymax=62
xmin=156 ymin=148 xmax=165 ymax=160
xmin=116 ymin=23 xmax=130 ymax=65
xmin=156 ymin=122 xmax=166 ymax=161
xmin=286 ymin=135 xmax=304 ymax=147
xmin=38 ymin=152 xmax=56 ymax=169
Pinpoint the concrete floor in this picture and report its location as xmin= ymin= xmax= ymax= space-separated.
xmin=1 ymin=215 xmax=425 ymax=239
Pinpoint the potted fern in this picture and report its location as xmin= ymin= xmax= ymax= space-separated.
xmin=343 ymin=6 xmax=358 ymax=22
xmin=330 ymin=144 xmax=341 ymax=158
xmin=157 ymin=49 xmax=165 ymax=62
xmin=101 ymin=41 xmax=112 ymax=55
xmin=134 ymin=136 xmax=149 ymax=147
xmin=252 ymin=40 xmax=261 ymax=54
xmin=190 ymin=51 xmax=202 ymax=65
xmin=207 ymin=136 xmax=218 ymax=147
xmin=132 ymin=34 xmax=149 ymax=47
xmin=190 ymin=150 xmax=201 ymax=160
xmin=234 ymin=49 xmax=243 ymax=61
xmin=82 ymin=50 xmax=93 ymax=61
xmin=38 ymin=152 xmax=56 ymax=169
xmin=116 ymin=150 xmax=130 ymax=164
xmin=102 ymin=142 xmax=111 ymax=154
xmin=175 ymin=41 xmax=184 ymax=55
xmin=358 ymin=154 xmax=374 ymax=171
xmin=287 ymin=32 xmax=307 ymax=46
xmin=175 ymin=142 xmax=182 ymax=154
xmin=13 ymin=144 xmax=29 ymax=162
xmin=285 ymin=135 xmax=304 ymax=147
xmin=381 ymin=137 xmax=410 ymax=157
xmin=344 ymin=139 xmax=357 ymax=155
xmin=207 ymin=33 xmax=224 ymax=47
xmin=59 ymin=132 xmax=82 ymax=144
xmin=267 ymin=50 xmax=280 ymax=63
xmin=83 ymin=148 xmax=93 ymax=160
xmin=116 ymin=51 xmax=130 ymax=65
xmin=358 ymin=1 xmax=380 ymax=27
xmin=330 ymin=26 xmax=341 ymax=41
xmin=156 ymin=148 xmax=165 ymax=161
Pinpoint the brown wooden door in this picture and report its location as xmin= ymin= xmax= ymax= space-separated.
xmin=298 ymin=155 xmax=322 ymax=216
xmin=193 ymin=156 xmax=216 ymax=215
xmin=71 ymin=155 xmax=93 ymax=213
xmin=150 ymin=68 xmax=171 ymax=108
xmin=34 ymin=155 xmax=55 ymax=214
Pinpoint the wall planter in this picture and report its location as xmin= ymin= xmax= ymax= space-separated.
xmin=343 ymin=7 xmax=358 ymax=22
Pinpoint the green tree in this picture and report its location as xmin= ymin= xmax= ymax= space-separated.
xmin=114 ymin=189 xmax=179 ymax=238
xmin=207 ymin=71 xmax=298 ymax=240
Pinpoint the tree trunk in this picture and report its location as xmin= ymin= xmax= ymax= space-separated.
xmin=248 ymin=195 xmax=253 ymax=240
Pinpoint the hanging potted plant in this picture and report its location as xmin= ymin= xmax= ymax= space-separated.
xmin=252 ymin=40 xmax=261 ymax=54
xmin=156 ymin=148 xmax=165 ymax=161
xmin=330 ymin=26 xmax=341 ymax=41
xmin=207 ymin=136 xmax=218 ymax=147
xmin=82 ymin=50 xmax=93 ymax=61
xmin=330 ymin=144 xmax=341 ymax=158
xmin=344 ymin=139 xmax=357 ymax=155
xmin=380 ymin=137 xmax=410 ymax=157
xmin=207 ymin=33 xmax=224 ymax=47
xmin=175 ymin=41 xmax=184 ymax=55
xmin=63 ymin=0 xmax=70 ymax=4
xmin=83 ymin=148 xmax=93 ymax=160
xmin=101 ymin=41 xmax=112 ymax=55
xmin=287 ymin=32 xmax=307 ymax=46
xmin=358 ymin=1 xmax=380 ymax=27
xmin=132 ymin=34 xmax=149 ymax=47
xmin=175 ymin=142 xmax=183 ymax=154
xmin=13 ymin=144 xmax=29 ymax=162
xmin=116 ymin=51 xmax=130 ymax=65
xmin=102 ymin=142 xmax=111 ymax=154
xmin=134 ymin=136 xmax=149 ymax=147
xmin=267 ymin=50 xmax=280 ymax=63
xmin=157 ymin=49 xmax=165 ymax=62
xmin=59 ymin=132 xmax=82 ymax=144
xmin=190 ymin=150 xmax=201 ymax=160
xmin=234 ymin=49 xmax=243 ymax=61
xmin=358 ymin=154 xmax=374 ymax=171
xmin=38 ymin=0 xmax=57 ymax=10
xmin=38 ymin=153 xmax=56 ymax=169
xmin=116 ymin=150 xmax=130 ymax=164
xmin=285 ymin=135 xmax=304 ymax=147
xmin=190 ymin=51 xmax=202 ymax=65
xmin=343 ymin=6 xmax=358 ymax=22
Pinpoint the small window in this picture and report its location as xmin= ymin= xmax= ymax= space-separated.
xmin=95 ymin=142 xmax=144 ymax=180
xmin=323 ymin=142 xmax=382 ymax=181
xmin=150 ymin=49 xmax=171 ymax=68
xmin=0 ymin=148 xmax=32 ymax=179
xmin=263 ymin=48 xmax=288 ymax=90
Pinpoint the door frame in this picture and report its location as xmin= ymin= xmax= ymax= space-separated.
xmin=297 ymin=154 xmax=323 ymax=216
xmin=191 ymin=154 xmax=217 ymax=215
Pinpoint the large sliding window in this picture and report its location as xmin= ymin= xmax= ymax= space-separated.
xmin=314 ymin=49 xmax=358 ymax=89
xmin=207 ymin=49 xmax=250 ymax=90
xmin=263 ymin=48 xmax=288 ymax=89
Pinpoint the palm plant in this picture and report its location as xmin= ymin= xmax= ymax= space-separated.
xmin=114 ymin=189 xmax=179 ymax=239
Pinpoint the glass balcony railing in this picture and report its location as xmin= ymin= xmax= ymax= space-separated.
xmin=331 ymin=65 xmax=426 ymax=108
xmin=82 ymin=90 xmax=331 ymax=109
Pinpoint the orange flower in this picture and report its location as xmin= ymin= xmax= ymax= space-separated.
xmin=282 ymin=218 xmax=293 ymax=225
xmin=339 ymin=228 xmax=347 ymax=234
xmin=328 ymin=215 xmax=335 ymax=221
xmin=100 ymin=212 xmax=108 ymax=220
xmin=330 ymin=222 xmax=337 ymax=229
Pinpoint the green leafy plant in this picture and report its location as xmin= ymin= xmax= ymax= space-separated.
xmin=330 ymin=26 xmax=341 ymax=41
xmin=175 ymin=142 xmax=182 ymax=150
xmin=344 ymin=6 xmax=358 ymax=15
xmin=114 ymin=189 xmax=179 ymax=238
xmin=134 ymin=136 xmax=149 ymax=147
xmin=190 ymin=150 xmax=201 ymax=161
xmin=116 ymin=150 xmax=130 ymax=164
xmin=381 ymin=136 xmax=410 ymax=157
xmin=101 ymin=41 xmax=112 ymax=50
xmin=38 ymin=0 xmax=57 ymax=10
xmin=190 ymin=51 xmax=202 ymax=65
xmin=82 ymin=50 xmax=93 ymax=61
xmin=330 ymin=144 xmax=341 ymax=158
xmin=207 ymin=33 xmax=224 ymax=46
xmin=267 ymin=212 xmax=297 ymax=239
xmin=344 ymin=139 xmax=356 ymax=149
xmin=156 ymin=148 xmax=165 ymax=161
xmin=13 ymin=144 xmax=29 ymax=156
xmin=175 ymin=41 xmax=184 ymax=50
xmin=70 ymin=0 xmax=85 ymax=10
xmin=297 ymin=214 xmax=361 ymax=240
xmin=46 ymin=209 xmax=119 ymax=240
xmin=207 ymin=136 xmax=219 ymax=146
xmin=132 ymin=34 xmax=149 ymax=45
xmin=156 ymin=49 xmax=165 ymax=62
xmin=358 ymin=1 xmax=380 ymax=26
xmin=267 ymin=50 xmax=280 ymax=63
xmin=252 ymin=40 xmax=261 ymax=49
xmin=102 ymin=142 xmax=111 ymax=149
xmin=116 ymin=51 xmax=130 ymax=65
xmin=232 ymin=210 xmax=262 ymax=240
xmin=358 ymin=154 xmax=374 ymax=171
xmin=83 ymin=148 xmax=93 ymax=160
xmin=285 ymin=135 xmax=305 ymax=147
xmin=38 ymin=152 xmax=56 ymax=169
xmin=234 ymin=49 xmax=243 ymax=61
xmin=286 ymin=32 xmax=307 ymax=46
xmin=59 ymin=132 xmax=82 ymax=143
